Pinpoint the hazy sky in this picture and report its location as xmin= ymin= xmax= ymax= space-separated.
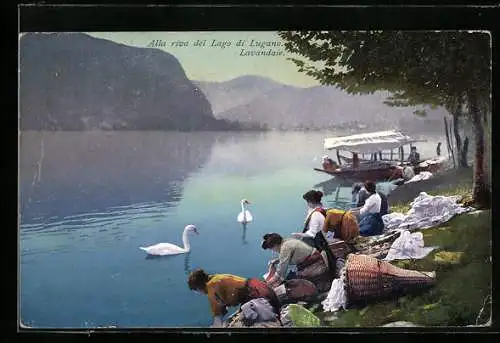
xmin=87 ymin=32 xmax=320 ymax=87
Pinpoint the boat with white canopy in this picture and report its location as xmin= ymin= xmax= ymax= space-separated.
xmin=315 ymin=130 xmax=446 ymax=181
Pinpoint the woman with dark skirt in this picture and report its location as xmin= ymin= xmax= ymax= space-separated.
xmin=187 ymin=269 xmax=281 ymax=327
xmin=352 ymin=180 xmax=385 ymax=236
xmin=291 ymin=190 xmax=327 ymax=247
xmin=261 ymin=233 xmax=339 ymax=294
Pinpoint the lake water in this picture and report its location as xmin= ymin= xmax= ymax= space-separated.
xmin=19 ymin=130 xmax=445 ymax=328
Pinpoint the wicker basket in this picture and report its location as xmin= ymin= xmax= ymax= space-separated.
xmin=328 ymin=241 xmax=354 ymax=259
xmin=344 ymin=254 xmax=435 ymax=305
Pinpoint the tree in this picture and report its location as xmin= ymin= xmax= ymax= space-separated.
xmin=279 ymin=31 xmax=490 ymax=208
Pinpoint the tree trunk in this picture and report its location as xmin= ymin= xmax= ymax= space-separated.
xmin=468 ymin=91 xmax=491 ymax=209
xmin=443 ymin=116 xmax=455 ymax=168
xmin=460 ymin=137 xmax=469 ymax=168
xmin=452 ymin=113 xmax=466 ymax=168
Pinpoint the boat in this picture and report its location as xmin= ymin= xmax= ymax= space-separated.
xmin=315 ymin=130 xmax=446 ymax=182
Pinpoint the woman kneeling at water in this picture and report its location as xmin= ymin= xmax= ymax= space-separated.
xmin=261 ymin=233 xmax=335 ymax=293
xmin=187 ymin=269 xmax=281 ymax=327
xmin=353 ymin=180 xmax=385 ymax=236
xmin=291 ymin=190 xmax=327 ymax=247
xmin=322 ymin=208 xmax=360 ymax=244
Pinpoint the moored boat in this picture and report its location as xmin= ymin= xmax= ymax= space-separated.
xmin=316 ymin=130 xmax=446 ymax=182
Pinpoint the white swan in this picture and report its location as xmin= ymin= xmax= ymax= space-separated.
xmin=139 ymin=224 xmax=199 ymax=256
xmin=237 ymin=199 xmax=253 ymax=224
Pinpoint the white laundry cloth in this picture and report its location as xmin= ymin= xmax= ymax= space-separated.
xmin=321 ymin=269 xmax=347 ymax=313
xmin=383 ymin=230 xmax=437 ymax=261
xmin=404 ymin=171 xmax=433 ymax=184
xmin=382 ymin=192 xmax=474 ymax=231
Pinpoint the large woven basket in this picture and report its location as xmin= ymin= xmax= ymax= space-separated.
xmin=344 ymin=254 xmax=435 ymax=305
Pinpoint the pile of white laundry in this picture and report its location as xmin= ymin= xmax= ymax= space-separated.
xmin=383 ymin=192 xmax=474 ymax=231
xmin=383 ymin=230 xmax=438 ymax=261
xmin=404 ymin=171 xmax=433 ymax=184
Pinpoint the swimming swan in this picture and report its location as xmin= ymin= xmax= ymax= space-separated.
xmin=237 ymin=199 xmax=253 ymax=224
xmin=139 ymin=224 xmax=199 ymax=256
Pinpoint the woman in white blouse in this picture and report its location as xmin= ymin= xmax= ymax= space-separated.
xmin=352 ymin=180 xmax=385 ymax=236
xmin=291 ymin=190 xmax=328 ymax=246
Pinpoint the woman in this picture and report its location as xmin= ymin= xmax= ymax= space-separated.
xmin=187 ymin=269 xmax=281 ymax=327
xmin=354 ymin=180 xmax=385 ymax=236
xmin=322 ymin=208 xmax=360 ymax=244
xmin=291 ymin=190 xmax=327 ymax=247
xmin=352 ymin=183 xmax=370 ymax=207
xmin=322 ymin=155 xmax=338 ymax=172
xmin=261 ymin=233 xmax=334 ymax=293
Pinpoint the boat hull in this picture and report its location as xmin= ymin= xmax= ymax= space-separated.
xmin=313 ymin=167 xmax=395 ymax=182
xmin=314 ymin=162 xmax=444 ymax=182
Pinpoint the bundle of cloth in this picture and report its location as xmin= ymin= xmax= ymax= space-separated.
xmin=383 ymin=230 xmax=438 ymax=262
xmin=382 ymin=192 xmax=475 ymax=231
xmin=404 ymin=171 xmax=433 ymax=184
xmin=226 ymin=298 xmax=283 ymax=328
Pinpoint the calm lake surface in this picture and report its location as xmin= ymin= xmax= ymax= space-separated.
xmin=19 ymin=130 xmax=445 ymax=328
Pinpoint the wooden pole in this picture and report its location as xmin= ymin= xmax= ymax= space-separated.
xmin=336 ymin=149 xmax=342 ymax=165
xmin=390 ymin=149 xmax=393 ymax=161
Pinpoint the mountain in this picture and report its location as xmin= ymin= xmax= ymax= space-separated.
xmin=19 ymin=33 xmax=233 ymax=131
xmin=193 ymin=76 xmax=284 ymax=114
xmin=194 ymin=76 xmax=447 ymax=132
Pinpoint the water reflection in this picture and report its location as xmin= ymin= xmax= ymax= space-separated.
xmin=241 ymin=223 xmax=248 ymax=245
xmin=184 ymin=252 xmax=192 ymax=275
xmin=142 ymin=249 xmax=192 ymax=275
xmin=314 ymin=177 xmax=396 ymax=210
xmin=19 ymin=131 xmax=219 ymax=225
xmin=314 ymin=177 xmax=353 ymax=197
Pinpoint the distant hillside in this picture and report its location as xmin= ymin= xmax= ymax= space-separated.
xmin=19 ymin=33 xmax=240 ymax=131
xmin=193 ymin=76 xmax=284 ymax=114
xmin=194 ymin=76 xmax=447 ymax=132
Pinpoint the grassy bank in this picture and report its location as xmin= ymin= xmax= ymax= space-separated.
xmin=315 ymin=184 xmax=492 ymax=327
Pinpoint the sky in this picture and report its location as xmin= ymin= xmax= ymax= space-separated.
xmin=86 ymin=31 xmax=320 ymax=87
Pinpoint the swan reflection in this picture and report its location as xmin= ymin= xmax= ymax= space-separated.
xmin=241 ymin=223 xmax=248 ymax=245
xmin=184 ymin=252 xmax=192 ymax=275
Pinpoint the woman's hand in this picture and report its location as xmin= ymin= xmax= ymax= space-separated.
xmin=211 ymin=316 xmax=225 ymax=328
xmin=291 ymin=232 xmax=304 ymax=238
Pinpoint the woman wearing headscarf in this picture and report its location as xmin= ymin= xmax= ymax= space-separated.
xmin=322 ymin=208 xmax=360 ymax=244
xmin=291 ymin=190 xmax=327 ymax=247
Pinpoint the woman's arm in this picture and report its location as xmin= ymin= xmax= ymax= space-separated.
xmin=267 ymin=242 xmax=293 ymax=286
xmin=211 ymin=316 xmax=225 ymax=328
xmin=293 ymin=212 xmax=324 ymax=238
xmin=207 ymin=285 xmax=228 ymax=319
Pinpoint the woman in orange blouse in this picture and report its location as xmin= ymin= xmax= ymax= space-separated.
xmin=187 ymin=269 xmax=280 ymax=327
xmin=322 ymin=208 xmax=360 ymax=243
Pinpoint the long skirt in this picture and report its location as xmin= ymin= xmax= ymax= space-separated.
xmin=359 ymin=212 xmax=385 ymax=236
xmin=295 ymin=251 xmax=335 ymax=293
xmin=239 ymin=278 xmax=281 ymax=314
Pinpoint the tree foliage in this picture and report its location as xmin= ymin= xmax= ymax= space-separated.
xmin=279 ymin=31 xmax=491 ymax=207
xmin=280 ymin=31 xmax=489 ymax=114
